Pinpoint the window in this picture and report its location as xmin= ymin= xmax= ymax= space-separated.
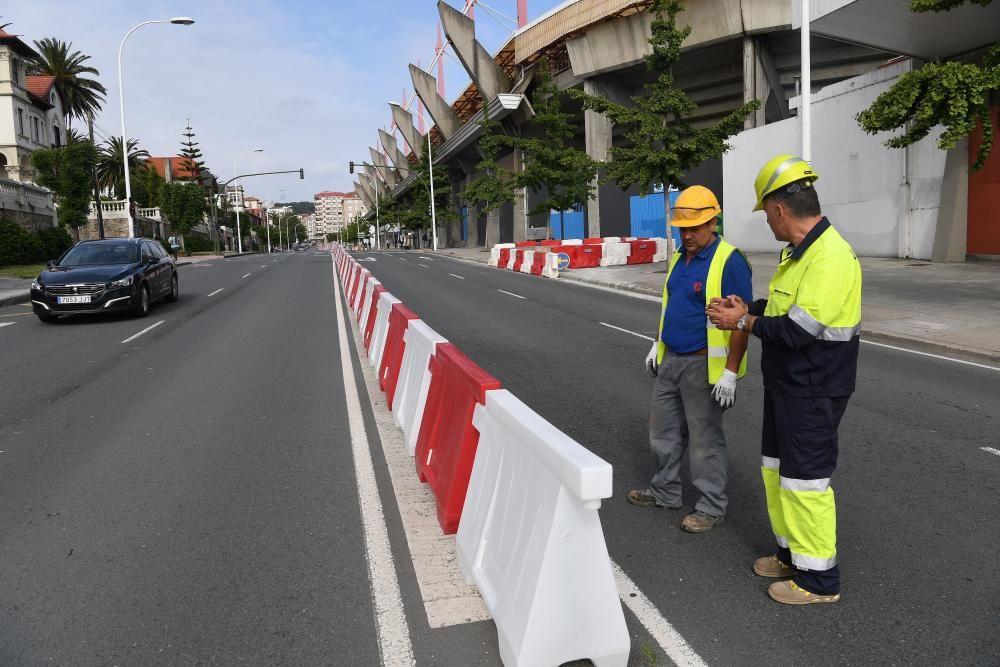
xmin=11 ymin=59 xmax=19 ymax=85
xmin=53 ymin=126 xmax=61 ymax=147
xmin=141 ymin=243 xmax=154 ymax=262
xmin=17 ymin=108 xmax=25 ymax=136
xmin=31 ymin=117 xmax=40 ymax=142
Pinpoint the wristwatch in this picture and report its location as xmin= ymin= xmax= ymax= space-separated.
xmin=736 ymin=313 xmax=750 ymax=332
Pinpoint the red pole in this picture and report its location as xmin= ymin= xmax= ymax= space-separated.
xmin=436 ymin=24 xmax=446 ymax=98
xmin=517 ymin=0 xmax=527 ymax=28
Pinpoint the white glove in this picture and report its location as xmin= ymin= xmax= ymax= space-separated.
xmin=712 ymin=369 xmax=738 ymax=408
xmin=645 ymin=342 xmax=659 ymax=378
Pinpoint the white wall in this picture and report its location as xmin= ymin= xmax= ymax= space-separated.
xmin=722 ymin=60 xmax=946 ymax=259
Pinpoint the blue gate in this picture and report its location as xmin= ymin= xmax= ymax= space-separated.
xmin=630 ymin=190 xmax=681 ymax=248
xmin=460 ymin=206 xmax=468 ymax=241
xmin=549 ymin=205 xmax=585 ymax=240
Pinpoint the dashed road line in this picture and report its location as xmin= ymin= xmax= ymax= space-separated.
xmin=121 ymin=320 xmax=164 ymax=344
xmin=599 ymin=321 xmax=656 ymax=342
xmin=419 ymin=264 xmax=430 ymax=269
xmin=448 ymin=273 xmax=465 ymax=280
xmin=861 ymin=340 xmax=1000 ymax=372
xmin=497 ymin=289 xmax=526 ymax=300
xmin=241 ymin=273 xmax=251 ymax=279
xmin=981 ymin=447 xmax=1000 ymax=457
xmin=207 ymin=288 xmax=224 ymax=297
xmin=0 ymin=322 xmax=15 ymax=328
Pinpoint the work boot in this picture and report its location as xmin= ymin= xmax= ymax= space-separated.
xmin=626 ymin=490 xmax=679 ymax=509
xmin=767 ymin=580 xmax=840 ymax=605
xmin=680 ymin=510 xmax=723 ymax=533
xmin=753 ymin=555 xmax=794 ymax=578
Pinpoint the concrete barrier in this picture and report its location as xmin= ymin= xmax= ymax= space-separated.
xmin=457 ymin=389 xmax=629 ymax=667
xmin=370 ymin=292 xmax=401 ymax=369
xmin=393 ymin=319 xmax=448 ymax=456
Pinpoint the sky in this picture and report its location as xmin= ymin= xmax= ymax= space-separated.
xmin=10 ymin=0 xmax=571 ymax=203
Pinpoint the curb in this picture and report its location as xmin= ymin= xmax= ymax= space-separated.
xmin=0 ymin=293 xmax=29 ymax=308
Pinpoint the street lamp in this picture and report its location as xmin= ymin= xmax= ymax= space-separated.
xmin=385 ymin=101 xmax=437 ymax=250
xmin=118 ymin=16 xmax=195 ymax=238
xmin=357 ymin=171 xmax=380 ymax=250
xmin=263 ymin=187 xmax=284 ymax=253
xmin=232 ymin=148 xmax=263 ymax=253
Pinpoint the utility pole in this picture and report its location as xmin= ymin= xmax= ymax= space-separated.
xmin=88 ymin=113 xmax=105 ymax=239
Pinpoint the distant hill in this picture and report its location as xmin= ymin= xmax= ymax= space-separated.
xmin=275 ymin=201 xmax=315 ymax=215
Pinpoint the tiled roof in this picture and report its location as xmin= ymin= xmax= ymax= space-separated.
xmin=0 ymin=28 xmax=39 ymax=58
xmin=147 ymin=156 xmax=203 ymax=181
xmin=314 ymin=191 xmax=353 ymax=198
xmin=25 ymin=75 xmax=56 ymax=99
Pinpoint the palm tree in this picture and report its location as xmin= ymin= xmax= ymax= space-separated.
xmin=96 ymin=136 xmax=150 ymax=200
xmin=29 ymin=38 xmax=107 ymax=128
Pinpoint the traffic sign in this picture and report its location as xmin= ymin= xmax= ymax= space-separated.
xmin=556 ymin=252 xmax=571 ymax=270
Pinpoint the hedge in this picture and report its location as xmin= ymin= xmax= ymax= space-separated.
xmin=0 ymin=218 xmax=73 ymax=267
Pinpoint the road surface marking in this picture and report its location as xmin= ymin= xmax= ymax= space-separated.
xmin=612 ymin=562 xmax=707 ymax=667
xmin=398 ymin=258 xmax=407 ymax=261
xmin=260 ymin=265 xmax=267 ymax=268
xmin=600 ymin=321 xmax=656 ymax=342
xmin=0 ymin=312 xmax=32 ymax=317
xmin=121 ymin=320 xmax=164 ymax=344
xmin=861 ymin=340 xmax=999 ymax=372
xmin=448 ymin=273 xmax=465 ymax=280
xmin=419 ymin=256 xmax=435 ymax=260
xmin=0 ymin=322 xmax=14 ymax=328
xmin=241 ymin=273 xmax=251 ymax=279
xmin=498 ymin=289 xmax=526 ymax=300
xmin=207 ymin=288 xmax=224 ymax=297
xmin=330 ymin=257 xmax=414 ymax=661
xmin=419 ymin=264 xmax=430 ymax=269
xmin=981 ymin=447 xmax=1000 ymax=457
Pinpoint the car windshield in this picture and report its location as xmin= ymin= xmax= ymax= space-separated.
xmin=60 ymin=243 xmax=140 ymax=266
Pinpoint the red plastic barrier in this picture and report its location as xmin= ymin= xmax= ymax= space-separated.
xmin=628 ymin=240 xmax=656 ymax=265
xmin=378 ymin=302 xmax=419 ymax=407
xmin=514 ymin=241 xmax=536 ymax=248
xmin=551 ymin=245 xmax=577 ymax=263
xmin=513 ymin=249 xmax=527 ymax=272
xmin=583 ymin=237 xmax=604 ymax=245
xmin=364 ymin=285 xmax=387 ymax=351
xmin=531 ymin=253 xmax=546 ymax=276
xmin=539 ymin=239 xmax=560 ymax=247
xmin=349 ymin=267 xmax=364 ymax=306
xmin=414 ymin=343 xmax=502 ymax=534
xmin=498 ymin=248 xmax=511 ymax=269
xmin=574 ymin=244 xmax=602 ymax=268
xmin=356 ymin=274 xmax=372 ymax=321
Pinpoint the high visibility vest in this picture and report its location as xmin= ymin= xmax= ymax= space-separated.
xmin=655 ymin=239 xmax=748 ymax=384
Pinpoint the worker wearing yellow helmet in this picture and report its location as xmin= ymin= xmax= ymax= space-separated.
xmin=708 ymin=155 xmax=862 ymax=605
xmin=629 ymin=185 xmax=752 ymax=534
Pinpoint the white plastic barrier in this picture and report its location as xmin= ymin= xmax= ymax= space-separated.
xmin=602 ymin=236 xmax=623 ymax=243
xmin=369 ymin=292 xmax=401 ymax=369
xmin=519 ymin=250 xmax=535 ymax=274
xmin=489 ymin=246 xmax=502 ymax=267
xmin=653 ymin=252 xmax=669 ymax=263
xmin=359 ymin=278 xmax=380 ymax=328
xmin=457 ymin=390 xmax=629 ymax=667
xmin=542 ymin=252 xmax=560 ymax=279
xmin=561 ymin=238 xmax=583 ymax=246
xmin=655 ymin=238 xmax=671 ymax=255
xmin=392 ymin=319 xmax=447 ymax=455
xmin=506 ymin=252 xmax=518 ymax=271
xmin=352 ymin=270 xmax=371 ymax=312
xmin=600 ymin=242 xmax=630 ymax=267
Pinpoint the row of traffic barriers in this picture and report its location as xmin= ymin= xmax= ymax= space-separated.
xmin=332 ymin=245 xmax=631 ymax=667
xmin=488 ymin=237 xmax=671 ymax=278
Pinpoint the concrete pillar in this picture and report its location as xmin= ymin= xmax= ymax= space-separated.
xmin=932 ymin=140 xmax=969 ymax=262
xmin=744 ymin=36 xmax=787 ymax=128
xmin=390 ymin=103 xmax=423 ymax=159
xmin=438 ymin=0 xmax=512 ymax=101
xmin=583 ymin=77 xmax=627 ymax=238
xmin=379 ymin=129 xmax=410 ymax=176
xmin=409 ymin=64 xmax=462 ymax=140
xmin=370 ymin=147 xmax=399 ymax=188
xmin=354 ymin=182 xmax=374 ymax=211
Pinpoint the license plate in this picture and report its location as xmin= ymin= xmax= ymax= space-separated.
xmin=57 ymin=295 xmax=92 ymax=304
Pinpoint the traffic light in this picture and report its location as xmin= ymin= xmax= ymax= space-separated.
xmin=299 ymin=168 xmax=304 ymax=179
xmin=349 ymin=161 xmax=355 ymax=174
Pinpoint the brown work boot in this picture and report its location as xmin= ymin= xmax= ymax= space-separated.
xmin=680 ymin=510 xmax=723 ymax=533
xmin=626 ymin=490 xmax=679 ymax=509
xmin=753 ymin=555 xmax=794 ymax=578
xmin=767 ymin=580 xmax=840 ymax=605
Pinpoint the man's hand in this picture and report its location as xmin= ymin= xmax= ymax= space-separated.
xmin=645 ymin=342 xmax=659 ymax=378
xmin=712 ymin=369 xmax=738 ymax=408
xmin=707 ymin=295 xmax=749 ymax=330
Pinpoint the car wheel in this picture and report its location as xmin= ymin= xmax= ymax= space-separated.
xmin=133 ymin=284 xmax=150 ymax=317
xmin=165 ymin=273 xmax=178 ymax=302
xmin=36 ymin=312 xmax=57 ymax=323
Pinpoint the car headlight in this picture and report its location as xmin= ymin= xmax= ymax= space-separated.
xmin=108 ymin=276 xmax=134 ymax=289
xmin=31 ymin=279 xmax=42 ymax=292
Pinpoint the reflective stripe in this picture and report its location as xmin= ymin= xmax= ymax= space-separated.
xmin=788 ymin=304 xmax=860 ymax=341
xmin=790 ymin=552 xmax=837 ymax=571
xmin=762 ymin=456 xmax=780 ymax=470
xmin=708 ymin=346 xmax=728 ymax=358
xmin=780 ymin=476 xmax=831 ymax=492
xmin=775 ymin=534 xmax=789 ymax=548
xmin=761 ymin=156 xmax=805 ymax=197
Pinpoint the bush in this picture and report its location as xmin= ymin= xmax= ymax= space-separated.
xmin=37 ymin=226 xmax=73 ymax=261
xmin=0 ymin=218 xmax=74 ymax=266
xmin=183 ymin=235 xmax=215 ymax=253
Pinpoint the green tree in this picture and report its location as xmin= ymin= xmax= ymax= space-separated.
xmin=569 ymin=0 xmax=760 ymax=243
xmin=160 ymin=182 xmax=207 ymax=251
xmin=31 ymin=140 xmax=99 ymax=237
xmin=857 ymin=1 xmax=999 ymax=170
xmin=326 ymin=232 xmax=337 ymax=242
xmin=132 ymin=164 xmax=166 ymax=208
xmin=28 ymin=38 xmax=107 ymax=127
xmin=510 ymin=59 xmax=599 ymax=239
xmin=96 ymin=136 xmax=150 ymax=200
xmin=178 ymin=120 xmax=206 ymax=183
xmin=461 ymin=102 xmax=517 ymax=247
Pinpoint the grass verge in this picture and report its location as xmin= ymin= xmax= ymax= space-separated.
xmin=0 ymin=264 xmax=46 ymax=280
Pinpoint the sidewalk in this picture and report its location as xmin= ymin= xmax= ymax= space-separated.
xmin=435 ymin=246 xmax=1000 ymax=365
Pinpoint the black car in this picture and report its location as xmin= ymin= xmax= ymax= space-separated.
xmin=30 ymin=238 xmax=178 ymax=323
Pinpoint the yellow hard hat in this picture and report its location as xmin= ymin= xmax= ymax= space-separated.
xmin=670 ymin=185 xmax=721 ymax=227
xmin=752 ymin=155 xmax=818 ymax=211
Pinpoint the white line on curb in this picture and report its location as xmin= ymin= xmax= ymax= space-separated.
xmin=121 ymin=320 xmax=164 ymax=344
xmin=599 ymin=321 xmax=656 ymax=342
xmin=241 ymin=273 xmax=251 ymax=279
xmin=981 ymin=447 xmax=1000 ymax=457
xmin=860 ymin=340 xmax=999 ymax=372
xmin=497 ymin=289 xmax=525 ymax=300
xmin=448 ymin=273 xmax=465 ymax=280
xmin=330 ymin=257 xmax=414 ymax=662
xmin=612 ymin=562 xmax=708 ymax=667
xmin=207 ymin=288 xmax=224 ymax=297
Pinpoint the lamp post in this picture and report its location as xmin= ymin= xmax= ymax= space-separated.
xmin=233 ymin=148 xmax=263 ymax=253
xmin=427 ymin=130 xmax=438 ymax=251
xmin=263 ymin=187 xmax=284 ymax=253
xmin=118 ymin=16 xmax=194 ymax=238
xmin=358 ymin=171 xmax=380 ymax=250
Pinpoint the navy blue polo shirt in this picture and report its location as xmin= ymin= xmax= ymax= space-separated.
xmin=662 ymin=235 xmax=753 ymax=354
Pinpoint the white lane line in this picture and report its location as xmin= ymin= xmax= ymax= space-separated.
xmin=241 ymin=273 xmax=251 ymax=279
xmin=330 ymin=257 xmax=414 ymax=661
xmin=398 ymin=258 xmax=407 ymax=261
xmin=418 ymin=264 xmax=430 ymax=269
xmin=861 ymin=340 xmax=1000 ymax=372
xmin=497 ymin=289 xmax=525 ymax=300
xmin=600 ymin=321 xmax=656 ymax=342
xmin=612 ymin=562 xmax=707 ymax=667
xmin=418 ymin=256 xmax=435 ymax=260
xmin=260 ymin=265 xmax=267 ymax=268
xmin=448 ymin=273 xmax=465 ymax=280
xmin=981 ymin=447 xmax=1000 ymax=457
xmin=121 ymin=320 xmax=164 ymax=344
xmin=207 ymin=288 xmax=224 ymax=297
xmin=0 ymin=322 xmax=14 ymax=328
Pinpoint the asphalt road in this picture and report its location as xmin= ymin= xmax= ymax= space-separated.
xmin=351 ymin=249 xmax=1000 ymax=666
